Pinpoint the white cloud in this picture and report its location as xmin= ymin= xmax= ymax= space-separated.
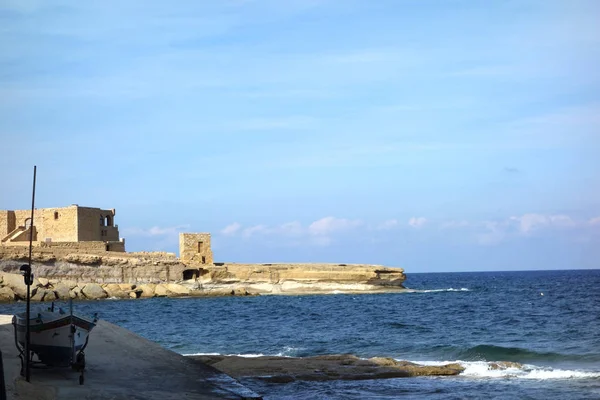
xmin=220 ymin=222 xmax=242 ymax=236
xmin=308 ymin=216 xmax=362 ymax=236
xmin=123 ymin=225 xmax=190 ymax=237
xmin=242 ymin=225 xmax=269 ymax=238
xmin=408 ymin=217 xmax=427 ymax=228
xmin=589 ymin=217 xmax=600 ymax=226
xmin=376 ymin=219 xmax=399 ymax=230
xmin=509 ymin=213 xmax=576 ymax=234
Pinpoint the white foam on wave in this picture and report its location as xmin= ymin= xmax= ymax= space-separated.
xmin=416 ymin=288 xmax=470 ymax=293
xmin=411 ymin=360 xmax=600 ymax=380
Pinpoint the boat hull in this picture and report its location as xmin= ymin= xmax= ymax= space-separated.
xmin=14 ymin=311 xmax=96 ymax=366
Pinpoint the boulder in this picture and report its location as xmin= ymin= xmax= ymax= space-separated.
xmin=129 ymin=291 xmax=139 ymax=299
xmin=53 ymin=283 xmax=71 ymax=300
xmin=44 ymin=290 xmax=57 ymax=302
xmin=81 ymin=283 xmax=108 ymax=299
xmin=1 ymin=273 xmax=28 ymax=299
xmin=154 ymin=284 xmax=169 ymax=297
xmin=71 ymin=286 xmax=82 ymax=299
xmin=103 ymin=284 xmax=128 ymax=298
xmin=119 ymin=283 xmax=134 ymax=291
xmin=0 ymin=286 xmax=15 ymax=302
xmin=137 ymin=284 xmax=156 ymax=298
xmin=38 ymin=277 xmax=50 ymax=287
xmin=165 ymin=283 xmax=190 ymax=296
xmin=31 ymin=288 xmax=45 ymax=301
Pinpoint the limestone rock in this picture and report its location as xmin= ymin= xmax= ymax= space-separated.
xmin=137 ymin=284 xmax=156 ymax=298
xmin=31 ymin=288 xmax=45 ymax=301
xmin=489 ymin=361 xmax=523 ymax=370
xmin=0 ymin=286 xmax=15 ymax=301
xmin=71 ymin=286 xmax=82 ymax=299
xmin=103 ymin=284 xmax=128 ymax=298
xmin=53 ymin=283 xmax=71 ymax=300
xmin=38 ymin=277 xmax=50 ymax=287
xmin=81 ymin=283 xmax=108 ymax=299
xmin=45 ymin=290 xmax=57 ymax=302
xmin=165 ymin=283 xmax=190 ymax=296
xmin=129 ymin=291 xmax=138 ymax=299
xmin=154 ymin=284 xmax=169 ymax=297
xmin=1 ymin=272 xmax=28 ymax=299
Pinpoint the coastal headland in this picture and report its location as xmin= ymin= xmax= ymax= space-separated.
xmin=0 ymin=249 xmax=406 ymax=302
xmin=1 ymin=206 xmax=405 ymax=302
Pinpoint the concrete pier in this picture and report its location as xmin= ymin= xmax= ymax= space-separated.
xmin=0 ymin=315 xmax=261 ymax=400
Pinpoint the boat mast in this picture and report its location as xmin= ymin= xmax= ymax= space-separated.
xmin=24 ymin=165 xmax=37 ymax=382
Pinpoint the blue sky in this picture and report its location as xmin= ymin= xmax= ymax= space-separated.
xmin=1 ymin=0 xmax=599 ymax=272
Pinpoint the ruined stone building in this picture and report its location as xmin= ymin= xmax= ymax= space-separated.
xmin=0 ymin=205 xmax=125 ymax=252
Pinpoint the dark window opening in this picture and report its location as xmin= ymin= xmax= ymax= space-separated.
xmin=100 ymin=216 xmax=105 ymax=226
xmin=105 ymin=244 xmax=110 ymax=251
xmin=105 ymin=216 xmax=112 ymax=227
xmin=197 ymin=241 xmax=203 ymax=252
xmin=54 ymin=211 xmax=59 ymax=220
xmin=202 ymin=256 xmax=206 ymax=264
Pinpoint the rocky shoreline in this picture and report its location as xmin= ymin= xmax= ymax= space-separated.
xmin=190 ymin=354 xmax=524 ymax=383
xmin=0 ymin=250 xmax=407 ymax=302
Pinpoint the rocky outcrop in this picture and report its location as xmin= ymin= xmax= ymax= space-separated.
xmin=191 ymin=354 xmax=465 ymax=382
xmin=0 ymin=249 xmax=407 ymax=302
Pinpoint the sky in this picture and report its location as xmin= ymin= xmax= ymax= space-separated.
xmin=1 ymin=0 xmax=599 ymax=272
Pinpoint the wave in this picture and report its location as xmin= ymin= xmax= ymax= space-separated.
xmin=453 ymin=344 xmax=599 ymax=363
xmin=453 ymin=361 xmax=600 ymax=380
xmin=405 ymin=288 xmax=470 ymax=293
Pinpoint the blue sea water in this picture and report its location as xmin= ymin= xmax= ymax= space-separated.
xmin=2 ymin=269 xmax=599 ymax=399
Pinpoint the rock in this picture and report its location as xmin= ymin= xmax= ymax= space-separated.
xmin=165 ymin=283 xmax=190 ymax=296
xmin=129 ymin=291 xmax=138 ymax=299
xmin=71 ymin=286 xmax=82 ymax=299
xmin=0 ymin=286 xmax=15 ymax=301
xmin=53 ymin=283 xmax=70 ymax=300
xmin=119 ymin=284 xmax=134 ymax=291
xmin=154 ymin=284 xmax=169 ymax=297
xmin=81 ymin=283 xmax=108 ymax=299
xmin=137 ymin=284 xmax=156 ymax=298
xmin=38 ymin=277 xmax=50 ymax=287
xmin=1 ymin=272 xmax=28 ymax=299
xmin=45 ymin=290 xmax=57 ymax=302
xmin=103 ymin=284 xmax=129 ymax=298
xmin=489 ymin=361 xmax=523 ymax=370
xmin=31 ymin=288 xmax=45 ymax=301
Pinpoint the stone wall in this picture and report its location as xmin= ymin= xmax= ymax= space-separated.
xmin=77 ymin=206 xmax=119 ymax=242
xmin=40 ymin=206 xmax=79 ymax=242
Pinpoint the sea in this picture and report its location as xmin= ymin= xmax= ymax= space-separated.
xmin=2 ymin=269 xmax=599 ymax=399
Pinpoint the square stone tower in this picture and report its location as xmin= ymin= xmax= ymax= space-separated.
xmin=179 ymin=233 xmax=214 ymax=265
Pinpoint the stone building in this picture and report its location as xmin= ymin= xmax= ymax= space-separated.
xmin=179 ymin=233 xmax=213 ymax=265
xmin=0 ymin=205 xmax=125 ymax=251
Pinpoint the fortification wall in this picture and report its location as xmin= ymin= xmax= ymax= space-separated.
xmin=40 ymin=206 xmax=79 ymax=242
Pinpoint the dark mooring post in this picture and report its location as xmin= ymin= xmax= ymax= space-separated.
xmin=24 ymin=165 xmax=37 ymax=382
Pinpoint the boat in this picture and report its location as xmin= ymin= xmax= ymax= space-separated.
xmin=13 ymin=302 xmax=97 ymax=367
xmin=11 ymin=166 xmax=98 ymax=385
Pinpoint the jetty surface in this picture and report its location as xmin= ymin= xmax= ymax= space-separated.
xmin=0 ymin=315 xmax=261 ymax=400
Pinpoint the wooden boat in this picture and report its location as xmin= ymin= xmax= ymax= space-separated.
xmin=13 ymin=302 xmax=97 ymax=369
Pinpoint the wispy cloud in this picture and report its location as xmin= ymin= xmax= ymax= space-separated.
xmin=408 ymin=217 xmax=427 ymax=228
xmin=123 ymin=225 xmax=190 ymax=237
xmin=220 ymin=222 xmax=241 ymax=236
xmin=308 ymin=217 xmax=362 ymax=236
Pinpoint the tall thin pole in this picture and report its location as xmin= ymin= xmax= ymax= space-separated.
xmin=25 ymin=165 xmax=37 ymax=382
